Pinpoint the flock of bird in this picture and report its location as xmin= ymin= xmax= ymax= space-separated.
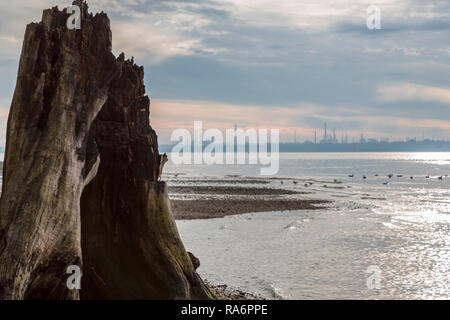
xmin=282 ymin=173 xmax=447 ymax=187
xmin=344 ymin=173 xmax=447 ymax=185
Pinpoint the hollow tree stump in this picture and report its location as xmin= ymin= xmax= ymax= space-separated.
xmin=0 ymin=1 xmax=212 ymax=300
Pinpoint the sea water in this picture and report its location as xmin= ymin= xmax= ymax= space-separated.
xmin=1 ymin=152 xmax=448 ymax=299
xmin=170 ymin=153 xmax=450 ymax=299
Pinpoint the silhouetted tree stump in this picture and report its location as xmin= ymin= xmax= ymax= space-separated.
xmin=0 ymin=1 xmax=212 ymax=300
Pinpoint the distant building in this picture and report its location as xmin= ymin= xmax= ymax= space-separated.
xmin=320 ymin=122 xmax=338 ymax=144
xmin=360 ymin=134 xmax=366 ymax=144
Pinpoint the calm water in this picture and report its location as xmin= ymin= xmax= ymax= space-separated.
xmin=1 ymin=152 xmax=449 ymax=299
xmin=169 ymin=153 xmax=450 ymax=299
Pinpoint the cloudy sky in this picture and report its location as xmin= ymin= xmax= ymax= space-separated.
xmin=1 ymin=0 xmax=450 ymax=144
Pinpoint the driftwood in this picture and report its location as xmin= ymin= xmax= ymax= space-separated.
xmin=0 ymin=1 xmax=213 ymax=300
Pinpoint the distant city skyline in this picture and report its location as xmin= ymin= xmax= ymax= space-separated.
xmin=152 ymin=117 xmax=450 ymax=145
xmin=158 ymin=121 xmax=450 ymax=146
xmin=285 ymin=122 xmax=448 ymax=145
xmin=158 ymin=132 xmax=450 ymax=153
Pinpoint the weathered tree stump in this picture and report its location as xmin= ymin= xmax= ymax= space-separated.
xmin=0 ymin=1 xmax=212 ymax=300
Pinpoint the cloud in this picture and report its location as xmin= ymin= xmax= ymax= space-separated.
xmin=334 ymin=18 xmax=450 ymax=35
xmin=378 ymin=83 xmax=450 ymax=104
xmin=1 ymin=0 xmax=450 ymax=144
xmin=112 ymin=21 xmax=202 ymax=63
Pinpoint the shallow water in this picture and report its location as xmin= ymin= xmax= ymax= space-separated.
xmin=1 ymin=152 xmax=448 ymax=299
xmin=171 ymin=153 xmax=450 ymax=299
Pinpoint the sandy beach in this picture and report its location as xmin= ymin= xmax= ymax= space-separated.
xmin=169 ymin=184 xmax=329 ymax=220
xmin=171 ymin=198 xmax=328 ymax=220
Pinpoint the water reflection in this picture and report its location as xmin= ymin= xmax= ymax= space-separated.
xmin=173 ymin=153 xmax=450 ymax=299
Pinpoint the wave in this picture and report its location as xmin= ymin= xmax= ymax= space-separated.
xmin=269 ymin=284 xmax=291 ymax=300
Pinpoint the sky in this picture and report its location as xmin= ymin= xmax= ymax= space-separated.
xmin=1 ymin=0 xmax=450 ymax=144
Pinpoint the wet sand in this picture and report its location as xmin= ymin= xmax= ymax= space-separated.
xmin=169 ymin=186 xmax=308 ymax=196
xmin=171 ymin=179 xmax=270 ymax=185
xmin=170 ymin=182 xmax=329 ymax=220
xmin=172 ymin=199 xmax=328 ymax=220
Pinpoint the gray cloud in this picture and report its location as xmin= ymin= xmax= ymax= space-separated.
xmin=334 ymin=19 xmax=450 ymax=34
xmin=1 ymin=0 xmax=450 ymax=145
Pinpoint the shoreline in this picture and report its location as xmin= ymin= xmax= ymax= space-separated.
xmin=205 ymin=280 xmax=265 ymax=300
xmin=173 ymin=184 xmax=329 ymax=299
xmin=172 ymin=198 xmax=329 ymax=220
xmin=169 ymin=186 xmax=308 ymax=196
xmin=170 ymin=185 xmax=329 ymax=220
